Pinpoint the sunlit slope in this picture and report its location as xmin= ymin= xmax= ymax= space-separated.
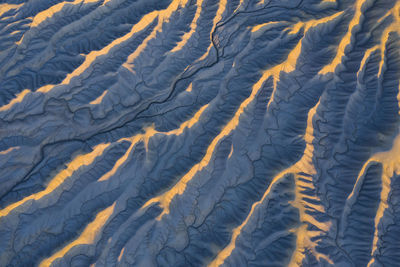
xmin=0 ymin=0 xmax=399 ymax=266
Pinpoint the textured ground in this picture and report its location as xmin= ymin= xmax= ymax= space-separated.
xmin=0 ymin=0 xmax=399 ymax=266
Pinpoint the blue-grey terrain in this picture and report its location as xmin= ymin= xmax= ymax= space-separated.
xmin=0 ymin=0 xmax=399 ymax=266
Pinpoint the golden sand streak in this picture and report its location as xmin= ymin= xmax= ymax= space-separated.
xmin=288 ymin=101 xmax=332 ymax=267
xmin=118 ymin=247 xmax=125 ymax=262
xmin=251 ymin=21 xmax=280 ymax=33
xmin=233 ymin=0 xmax=244 ymax=13
xmin=100 ymin=0 xmax=113 ymax=7
xmin=123 ymin=0 xmax=189 ymax=70
xmin=165 ymin=104 xmax=209 ymax=136
xmin=398 ymin=82 xmax=400 ymax=115
xmin=197 ymin=0 xmax=227 ymax=61
xmin=377 ymin=1 xmax=400 ymax=77
xmin=228 ymin=144 xmax=233 ymax=159
xmin=357 ymin=45 xmax=379 ymax=78
xmin=89 ymin=90 xmax=107 ymax=105
xmin=266 ymin=11 xmax=343 ymax=109
xmin=39 ymin=203 xmax=116 ymax=267
xmin=141 ymin=70 xmax=271 ymax=220
xmin=98 ymin=135 xmax=142 ymax=182
xmin=62 ymin=9 xmax=157 ymax=84
xmin=10 ymin=30 xmax=20 ymax=36
xmin=377 ymin=28 xmax=391 ymax=77
xmin=319 ymin=0 xmax=367 ymax=74
xmin=289 ymin=11 xmax=344 ymax=35
xmin=209 ymin=99 xmax=332 ymax=267
xmin=0 ymin=3 xmax=22 ymax=17
xmin=208 ymin=171 xmax=288 ymax=267
xmin=185 ymin=83 xmax=193 ymax=92
xmin=36 ymin=0 xmax=214 ymax=94
xmin=171 ymin=0 xmax=204 ymax=53
xmin=37 ymin=9 xmax=159 ymax=93
xmin=0 ymin=143 xmax=110 ymax=218
xmin=37 ymin=84 xmax=53 ymax=93
xmin=342 ymin=161 xmax=376 ymax=222
xmin=0 ymin=89 xmax=30 ymax=112
xmin=31 ymin=0 xmax=99 ymax=28
xmin=99 ymin=104 xmax=208 ymax=181
xmin=141 ymin=12 xmax=343 ymax=223
xmin=0 ymin=146 xmax=19 ymax=155
xmin=366 ymin=135 xmax=400 ymax=266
